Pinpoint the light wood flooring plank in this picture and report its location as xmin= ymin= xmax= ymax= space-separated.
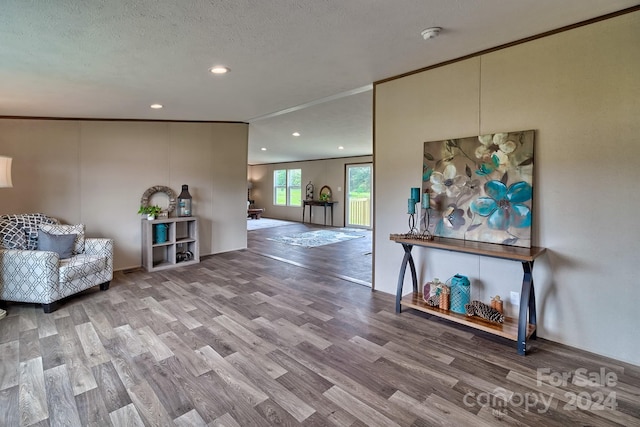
xmin=0 ymin=386 xmax=19 ymax=427
xmin=160 ymin=299 xmax=202 ymax=330
xmin=210 ymin=412 xmax=242 ymax=427
xmin=212 ymin=314 xmax=277 ymax=356
xmin=158 ymin=331 xmax=212 ymax=377
xmin=227 ymin=351 xmax=316 ymax=422
xmin=76 ymin=322 xmax=111 ymax=367
xmin=39 ymin=334 xmax=65 ymax=373
xmin=109 ymin=402 xmax=146 ymax=427
xmin=74 ymin=386 xmax=112 ymax=427
xmin=268 ymin=350 xmax=357 ymax=427
xmin=19 ymin=357 xmax=48 ymax=426
xmin=19 ymin=329 xmax=42 ymax=364
xmin=133 ymin=353 xmax=196 ymax=420
xmin=113 ymin=324 xmax=147 ymax=358
xmin=18 ymin=305 xmax=38 ymax=332
xmin=197 ymin=345 xmax=269 ymax=406
xmin=56 ymin=316 xmax=98 ymax=396
xmin=82 ymin=302 xmax=117 ymax=341
xmin=127 ymin=380 xmax=175 ymax=426
xmin=323 ymin=385 xmax=402 ymax=427
xmin=44 ymin=364 xmax=83 ymax=426
xmin=141 ymin=296 xmax=178 ymax=323
xmin=173 ymin=408 xmax=208 ymax=427
xmin=36 ymin=314 xmax=57 ymax=340
xmin=136 ymin=325 xmax=174 ymax=361
xmin=0 ymin=340 xmax=19 ymax=391
xmin=91 ymin=361 xmax=132 ymax=414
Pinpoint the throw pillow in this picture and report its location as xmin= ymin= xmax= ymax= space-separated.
xmin=1 ymin=213 xmax=60 ymax=250
xmin=37 ymin=230 xmax=76 ymax=259
xmin=39 ymin=224 xmax=85 ymax=254
xmin=0 ymin=219 xmax=28 ymax=250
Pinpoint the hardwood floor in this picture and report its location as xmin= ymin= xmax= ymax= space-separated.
xmin=1 ymin=248 xmax=639 ymax=426
xmin=247 ymin=221 xmax=372 ymax=286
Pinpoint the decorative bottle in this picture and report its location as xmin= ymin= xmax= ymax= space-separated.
xmin=178 ymin=184 xmax=192 ymax=217
xmin=439 ymin=284 xmax=450 ymax=311
xmin=491 ymin=295 xmax=504 ymax=314
xmin=306 ymin=181 xmax=314 ymax=200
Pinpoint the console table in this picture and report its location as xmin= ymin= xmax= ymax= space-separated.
xmin=390 ymin=235 xmax=546 ymax=355
xmin=302 ymin=200 xmax=338 ymax=226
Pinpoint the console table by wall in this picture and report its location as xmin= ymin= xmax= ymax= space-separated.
xmin=390 ymin=234 xmax=546 ymax=355
xmin=302 ymin=200 xmax=338 ymax=226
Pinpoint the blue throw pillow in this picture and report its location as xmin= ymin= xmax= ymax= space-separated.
xmin=37 ymin=230 xmax=76 ymax=259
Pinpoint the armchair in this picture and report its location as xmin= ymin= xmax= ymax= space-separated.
xmin=0 ymin=214 xmax=113 ymax=313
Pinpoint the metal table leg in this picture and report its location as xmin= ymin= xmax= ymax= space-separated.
xmin=395 ymin=243 xmax=417 ymax=313
xmin=517 ymin=260 xmax=536 ymax=355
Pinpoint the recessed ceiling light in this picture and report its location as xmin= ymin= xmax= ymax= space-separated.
xmin=209 ymin=66 xmax=230 ymax=75
xmin=150 ymin=104 xmax=163 ymax=109
xmin=338 ymin=146 xmax=344 ymax=150
xmin=292 ymin=132 xmax=300 ymax=137
xmin=261 ymin=147 xmax=267 ymax=151
xmin=421 ymin=27 xmax=442 ymax=40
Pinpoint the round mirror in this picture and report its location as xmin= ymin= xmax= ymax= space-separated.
xmin=319 ymin=185 xmax=332 ymax=201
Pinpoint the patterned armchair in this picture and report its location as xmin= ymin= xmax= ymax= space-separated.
xmin=0 ymin=213 xmax=113 ymax=313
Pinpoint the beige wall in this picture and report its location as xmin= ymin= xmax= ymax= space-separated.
xmin=0 ymin=119 xmax=248 ymax=270
xmin=248 ymin=156 xmax=372 ymax=226
xmin=375 ymin=11 xmax=640 ymax=365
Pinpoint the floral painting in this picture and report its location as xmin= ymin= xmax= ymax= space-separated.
xmin=422 ymin=130 xmax=535 ymax=247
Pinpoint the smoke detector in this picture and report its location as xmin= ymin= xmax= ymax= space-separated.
xmin=421 ymin=27 xmax=442 ymax=40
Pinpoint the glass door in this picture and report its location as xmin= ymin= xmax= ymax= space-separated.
xmin=346 ymin=163 xmax=372 ymax=229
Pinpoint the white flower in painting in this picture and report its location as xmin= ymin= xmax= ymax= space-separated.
xmin=430 ymin=164 xmax=466 ymax=197
xmin=475 ymin=133 xmax=517 ymax=167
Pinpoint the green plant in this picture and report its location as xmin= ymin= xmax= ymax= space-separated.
xmin=138 ymin=205 xmax=162 ymax=216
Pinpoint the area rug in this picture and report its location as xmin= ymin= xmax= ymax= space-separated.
xmin=267 ymin=229 xmax=365 ymax=248
xmin=247 ymin=218 xmax=297 ymax=231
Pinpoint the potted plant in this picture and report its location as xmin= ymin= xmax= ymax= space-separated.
xmin=138 ymin=205 xmax=162 ymax=220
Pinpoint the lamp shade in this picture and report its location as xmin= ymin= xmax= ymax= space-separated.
xmin=0 ymin=156 xmax=12 ymax=188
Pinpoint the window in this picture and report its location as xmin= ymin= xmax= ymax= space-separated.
xmin=274 ymin=169 xmax=301 ymax=206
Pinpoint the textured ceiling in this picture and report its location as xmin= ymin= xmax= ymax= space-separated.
xmin=1 ymin=1 xmax=637 ymax=164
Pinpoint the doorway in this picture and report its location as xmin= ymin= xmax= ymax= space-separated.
xmin=346 ymin=163 xmax=373 ymax=229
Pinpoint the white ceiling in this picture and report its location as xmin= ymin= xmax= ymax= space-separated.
xmin=1 ymin=1 xmax=637 ymax=164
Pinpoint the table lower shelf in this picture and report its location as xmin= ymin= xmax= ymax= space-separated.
xmin=401 ymin=292 xmax=536 ymax=341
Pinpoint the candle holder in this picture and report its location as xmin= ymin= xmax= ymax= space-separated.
xmin=419 ymin=191 xmax=434 ymax=240
xmin=407 ymin=210 xmax=419 ymax=236
xmin=391 ymin=188 xmax=435 ymax=241
xmin=406 ymin=191 xmax=419 ymax=237
xmin=420 ymin=206 xmax=434 ymax=240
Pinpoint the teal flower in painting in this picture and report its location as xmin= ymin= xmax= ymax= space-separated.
xmin=471 ymin=180 xmax=532 ymax=230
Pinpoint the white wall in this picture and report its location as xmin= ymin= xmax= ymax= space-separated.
xmin=0 ymin=119 xmax=248 ymax=270
xmin=375 ymin=11 xmax=640 ymax=365
xmin=249 ymin=156 xmax=372 ymax=226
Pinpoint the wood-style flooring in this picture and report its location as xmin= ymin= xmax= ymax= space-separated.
xmin=1 ymin=241 xmax=639 ymax=426
xmin=247 ymin=221 xmax=372 ymax=286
